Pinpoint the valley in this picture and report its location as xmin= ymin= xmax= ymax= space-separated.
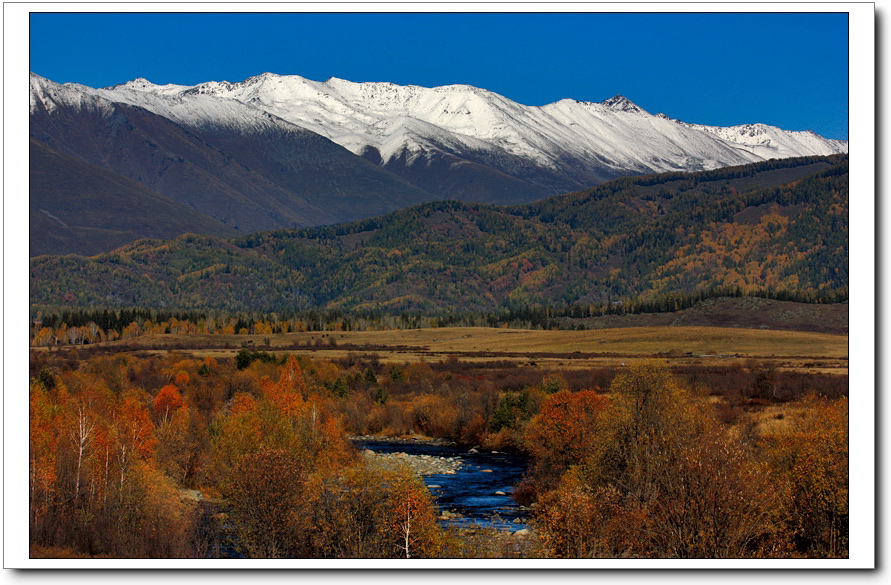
xmin=26 ymin=70 xmax=852 ymax=561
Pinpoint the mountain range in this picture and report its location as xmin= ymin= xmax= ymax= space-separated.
xmin=29 ymin=71 xmax=847 ymax=257
xmin=29 ymin=155 xmax=848 ymax=313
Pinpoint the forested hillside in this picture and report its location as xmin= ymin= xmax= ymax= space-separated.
xmin=30 ymin=155 xmax=847 ymax=314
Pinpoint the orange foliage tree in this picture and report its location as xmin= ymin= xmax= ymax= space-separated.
xmin=522 ymin=389 xmax=608 ymax=496
xmin=115 ymin=394 xmax=157 ymax=492
xmin=153 ymin=384 xmax=183 ymax=424
xmin=29 ymin=380 xmax=58 ymax=533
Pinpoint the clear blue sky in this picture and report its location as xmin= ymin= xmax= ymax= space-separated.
xmin=29 ymin=12 xmax=849 ymax=140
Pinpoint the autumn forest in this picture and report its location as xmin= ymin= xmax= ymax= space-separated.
xmin=29 ymin=336 xmax=847 ymax=558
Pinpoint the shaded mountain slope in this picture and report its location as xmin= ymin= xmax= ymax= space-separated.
xmin=29 ymin=139 xmax=237 ymax=256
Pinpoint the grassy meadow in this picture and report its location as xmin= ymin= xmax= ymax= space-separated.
xmin=77 ymin=325 xmax=848 ymax=374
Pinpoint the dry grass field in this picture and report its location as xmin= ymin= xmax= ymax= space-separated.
xmin=89 ymin=326 xmax=847 ymax=374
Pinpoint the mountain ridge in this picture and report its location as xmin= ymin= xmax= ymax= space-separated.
xmin=30 ymin=71 xmax=848 ymax=255
xmin=34 ymin=72 xmax=848 ymax=173
xmin=29 ymin=155 xmax=848 ymax=313
xmin=86 ymin=71 xmax=847 ymax=196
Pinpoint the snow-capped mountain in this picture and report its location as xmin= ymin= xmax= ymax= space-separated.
xmin=29 ymin=72 xmax=438 ymax=239
xmin=29 ymin=70 xmax=847 ymax=249
xmin=90 ymin=72 xmax=846 ymax=190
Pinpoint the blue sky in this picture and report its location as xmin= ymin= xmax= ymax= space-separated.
xmin=29 ymin=12 xmax=849 ymax=139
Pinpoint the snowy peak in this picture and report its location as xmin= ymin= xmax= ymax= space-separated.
xmin=120 ymin=77 xmax=155 ymax=90
xmin=684 ymin=121 xmax=847 ymax=159
xmin=30 ymin=72 xmax=111 ymax=115
xmin=601 ymin=95 xmax=646 ymax=114
xmin=245 ymin=72 xmax=281 ymax=83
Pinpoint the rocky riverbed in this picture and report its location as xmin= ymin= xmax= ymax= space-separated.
xmin=360 ymin=447 xmax=463 ymax=476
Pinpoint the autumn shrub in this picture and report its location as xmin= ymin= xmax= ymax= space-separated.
xmin=458 ymin=411 xmax=489 ymax=446
xmin=405 ymin=393 xmax=439 ymax=434
xmin=639 ymin=421 xmax=780 ymax=558
xmin=227 ymin=447 xmax=306 ymax=558
xmin=361 ymin=402 xmax=392 ymax=435
xmin=760 ymin=395 xmax=848 ymax=557
xmin=112 ymin=461 xmax=196 ymax=557
xmin=299 ymin=463 xmax=445 ymax=558
xmin=535 ymin=469 xmax=643 ymax=558
xmin=406 ymin=393 xmax=459 ymax=438
xmin=340 ymin=392 xmax=376 ymax=434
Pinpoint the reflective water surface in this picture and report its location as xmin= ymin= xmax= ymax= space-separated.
xmin=356 ymin=439 xmax=530 ymax=532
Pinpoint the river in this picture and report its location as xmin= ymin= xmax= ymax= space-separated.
xmin=355 ymin=439 xmax=530 ymax=532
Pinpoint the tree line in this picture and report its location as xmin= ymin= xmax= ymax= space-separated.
xmin=31 ymin=285 xmax=848 ymax=348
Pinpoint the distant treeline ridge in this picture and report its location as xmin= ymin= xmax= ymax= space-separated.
xmin=30 ymin=287 xmax=847 ymax=346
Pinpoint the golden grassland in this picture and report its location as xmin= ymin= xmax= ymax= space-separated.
xmin=84 ymin=326 xmax=847 ymax=374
